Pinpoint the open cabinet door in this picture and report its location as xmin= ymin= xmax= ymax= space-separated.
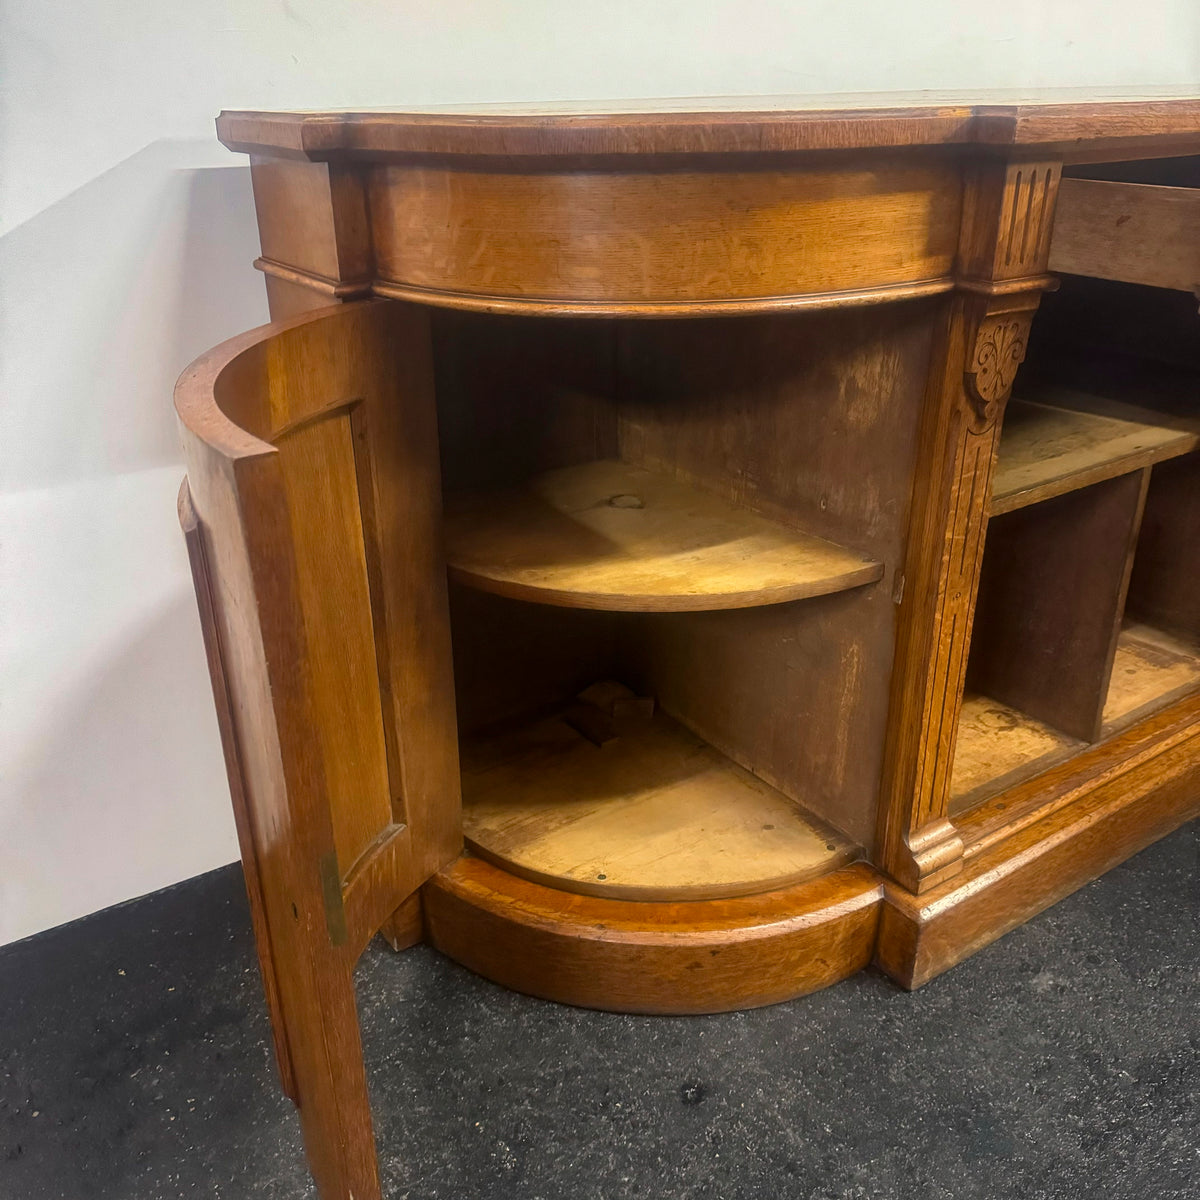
xmin=175 ymin=300 xmax=461 ymax=1200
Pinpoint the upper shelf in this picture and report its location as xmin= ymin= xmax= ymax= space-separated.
xmin=991 ymin=393 xmax=1200 ymax=515
xmin=443 ymin=459 xmax=882 ymax=612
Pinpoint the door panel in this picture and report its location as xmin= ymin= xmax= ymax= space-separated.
xmin=274 ymin=410 xmax=395 ymax=876
xmin=175 ymin=299 xmax=460 ymax=1200
xmin=178 ymin=481 xmax=298 ymax=1101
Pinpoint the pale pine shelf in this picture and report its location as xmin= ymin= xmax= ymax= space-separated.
xmin=444 ymin=458 xmax=882 ymax=612
xmin=461 ymin=707 xmax=857 ymax=902
xmin=991 ymin=392 xmax=1200 ymax=516
xmin=950 ymin=623 xmax=1200 ymax=815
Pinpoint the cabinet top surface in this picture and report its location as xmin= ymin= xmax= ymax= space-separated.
xmin=218 ymin=89 xmax=1200 ymax=159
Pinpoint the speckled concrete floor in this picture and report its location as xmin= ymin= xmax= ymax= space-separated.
xmin=1 ymin=823 xmax=1196 ymax=1200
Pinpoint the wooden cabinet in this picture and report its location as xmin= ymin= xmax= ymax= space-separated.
xmin=177 ymin=97 xmax=1200 ymax=1200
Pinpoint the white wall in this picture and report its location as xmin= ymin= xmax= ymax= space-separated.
xmin=3 ymin=1 xmax=1199 ymax=946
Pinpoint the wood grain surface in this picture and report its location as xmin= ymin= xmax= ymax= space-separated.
xmin=1101 ymin=622 xmax=1200 ymax=736
xmin=878 ymin=695 xmax=1200 ymax=989
xmin=444 ymin=458 xmax=882 ymax=611
xmin=462 ymin=708 xmax=855 ymax=901
xmin=175 ymin=301 xmax=462 ymax=1200
xmin=216 ymin=95 xmax=1200 ymax=159
xmin=967 ymin=470 xmax=1148 ymax=742
xmin=1049 ymin=177 xmax=1200 ymax=291
xmin=1126 ymin=453 xmax=1200 ymax=641
xmin=425 ymin=854 xmax=883 ymax=1014
xmin=992 ymin=396 xmax=1199 ymax=514
xmin=367 ymin=155 xmax=961 ymax=311
xmin=616 ymin=304 xmax=933 ymax=853
xmin=874 ymin=157 xmax=1054 ymax=895
xmin=949 ymin=694 xmax=1084 ymax=814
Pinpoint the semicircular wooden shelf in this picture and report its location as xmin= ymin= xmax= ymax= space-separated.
xmin=462 ymin=708 xmax=858 ymax=902
xmin=443 ymin=459 xmax=882 ymax=611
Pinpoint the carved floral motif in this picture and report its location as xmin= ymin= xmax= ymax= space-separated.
xmin=963 ymin=315 xmax=1032 ymax=430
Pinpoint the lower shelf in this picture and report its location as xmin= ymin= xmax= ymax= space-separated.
xmin=1101 ymin=622 xmax=1200 ymax=736
xmin=461 ymin=709 xmax=856 ymax=901
xmin=951 ymin=622 xmax=1200 ymax=813
xmin=950 ymin=696 xmax=1084 ymax=814
xmin=423 ymin=688 xmax=1200 ymax=1012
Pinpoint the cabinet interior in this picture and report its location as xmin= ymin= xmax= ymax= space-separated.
xmin=950 ymin=155 xmax=1200 ymax=815
xmin=429 ymin=303 xmax=938 ymax=895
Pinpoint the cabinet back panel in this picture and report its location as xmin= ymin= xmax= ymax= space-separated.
xmin=449 ymin=586 xmax=620 ymax=736
xmin=432 ymin=311 xmax=619 ymax=493
xmin=614 ymin=304 xmax=937 ymax=848
xmin=616 ymin=304 xmax=936 ymax=550
xmin=1025 ymin=275 xmax=1200 ymax=381
xmin=1127 ymin=453 xmax=1200 ymax=641
xmin=624 ymin=593 xmax=885 ymax=849
xmin=432 ymin=311 xmax=623 ymax=734
xmin=432 ymin=304 xmax=935 ymax=849
xmin=967 ymin=470 xmax=1148 ymax=744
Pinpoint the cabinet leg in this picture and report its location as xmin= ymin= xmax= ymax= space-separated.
xmin=281 ymin=960 xmax=382 ymax=1200
xmin=379 ymin=891 xmax=424 ymax=952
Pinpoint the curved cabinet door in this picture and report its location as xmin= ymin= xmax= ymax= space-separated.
xmin=176 ymin=299 xmax=460 ymax=1200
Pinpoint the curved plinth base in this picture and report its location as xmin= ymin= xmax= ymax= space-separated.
xmin=423 ymin=854 xmax=883 ymax=1014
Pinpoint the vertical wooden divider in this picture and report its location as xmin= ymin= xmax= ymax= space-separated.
xmin=1126 ymin=454 xmax=1200 ymax=640
xmin=967 ymin=469 xmax=1150 ymax=742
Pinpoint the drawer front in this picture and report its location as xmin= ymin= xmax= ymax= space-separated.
xmin=1049 ymin=176 xmax=1200 ymax=292
xmin=365 ymin=153 xmax=963 ymax=314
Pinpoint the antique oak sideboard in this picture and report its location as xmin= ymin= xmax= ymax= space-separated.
xmin=175 ymin=97 xmax=1200 ymax=1199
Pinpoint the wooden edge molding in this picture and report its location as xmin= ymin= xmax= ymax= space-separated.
xmin=253 ymin=261 xmax=1065 ymax=320
xmin=255 ymin=256 xmax=374 ymax=299
xmin=875 ymin=717 xmax=1200 ymax=990
xmin=364 ymin=276 xmax=960 ymax=318
xmin=423 ymin=855 xmax=883 ymax=1014
xmin=216 ymin=99 xmax=1200 ymax=160
xmin=957 ymin=273 xmax=1060 ymax=297
xmin=257 ymin=257 xmax=965 ymax=317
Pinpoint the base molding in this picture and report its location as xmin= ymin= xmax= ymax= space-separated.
xmin=420 ymin=710 xmax=1199 ymax=1011
xmin=876 ymin=720 xmax=1200 ymax=989
xmin=424 ymin=856 xmax=882 ymax=1014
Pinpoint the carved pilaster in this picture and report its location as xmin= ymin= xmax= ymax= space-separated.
xmin=877 ymin=156 xmax=1059 ymax=894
